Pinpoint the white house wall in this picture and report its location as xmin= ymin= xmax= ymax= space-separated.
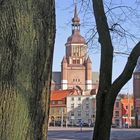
xmin=66 ymin=95 xmax=96 ymax=126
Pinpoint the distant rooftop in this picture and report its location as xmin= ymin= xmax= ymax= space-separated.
xmin=92 ymin=72 xmax=99 ymax=84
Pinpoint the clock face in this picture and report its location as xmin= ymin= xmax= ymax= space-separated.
xmin=134 ymin=75 xmax=140 ymax=79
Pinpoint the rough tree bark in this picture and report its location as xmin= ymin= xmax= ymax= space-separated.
xmin=92 ymin=0 xmax=140 ymax=140
xmin=0 ymin=0 xmax=55 ymax=140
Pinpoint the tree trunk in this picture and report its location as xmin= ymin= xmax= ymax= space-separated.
xmin=0 ymin=1 xmax=55 ymax=140
xmin=93 ymin=92 xmax=116 ymax=140
xmin=92 ymin=0 xmax=114 ymax=139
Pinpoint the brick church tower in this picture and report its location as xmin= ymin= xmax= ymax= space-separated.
xmin=133 ymin=57 xmax=140 ymax=127
xmin=61 ymin=3 xmax=92 ymax=92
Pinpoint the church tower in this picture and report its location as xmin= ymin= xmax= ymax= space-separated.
xmin=61 ymin=3 xmax=92 ymax=92
xmin=133 ymin=57 xmax=140 ymax=127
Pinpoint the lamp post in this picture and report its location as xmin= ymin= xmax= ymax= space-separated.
xmin=135 ymin=109 xmax=138 ymax=128
xmin=61 ymin=108 xmax=64 ymax=127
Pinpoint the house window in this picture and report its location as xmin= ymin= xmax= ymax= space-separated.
xmin=86 ymin=104 xmax=89 ymax=110
xmin=78 ymin=119 xmax=82 ymax=123
xmin=78 ymin=104 xmax=81 ymax=108
xmin=115 ymin=111 xmax=119 ymax=117
xmin=116 ymin=102 xmax=119 ymax=108
xmin=71 ymin=112 xmax=74 ymax=116
xmin=86 ymin=111 xmax=89 ymax=116
xmin=78 ymin=97 xmax=81 ymax=101
xmin=58 ymin=101 xmax=62 ymax=104
xmin=115 ymin=119 xmax=120 ymax=126
xmin=69 ymin=119 xmax=72 ymax=124
xmin=52 ymin=101 xmax=55 ymax=104
xmin=71 ymin=103 xmax=74 ymax=109
xmin=71 ymin=97 xmax=74 ymax=101
xmin=78 ymin=111 xmax=81 ymax=117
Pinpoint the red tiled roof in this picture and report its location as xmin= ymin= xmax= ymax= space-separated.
xmin=121 ymin=98 xmax=134 ymax=105
xmin=50 ymin=89 xmax=77 ymax=101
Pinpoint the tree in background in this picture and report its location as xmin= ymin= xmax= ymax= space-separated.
xmin=91 ymin=0 xmax=140 ymax=140
xmin=0 ymin=0 xmax=55 ymax=140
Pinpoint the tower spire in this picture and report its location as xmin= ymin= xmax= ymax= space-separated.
xmin=72 ymin=0 xmax=80 ymax=28
xmin=74 ymin=0 xmax=78 ymax=19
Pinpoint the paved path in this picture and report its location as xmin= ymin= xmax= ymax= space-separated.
xmin=110 ymin=129 xmax=140 ymax=140
xmin=48 ymin=127 xmax=140 ymax=140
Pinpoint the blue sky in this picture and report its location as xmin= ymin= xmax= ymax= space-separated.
xmin=53 ymin=0 xmax=140 ymax=94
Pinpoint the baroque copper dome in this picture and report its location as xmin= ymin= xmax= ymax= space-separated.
xmin=72 ymin=14 xmax=80 ymax=24
xmin=67 ymin=30 xmax=86 ymax=44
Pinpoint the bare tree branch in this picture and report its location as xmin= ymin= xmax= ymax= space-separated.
xmin=111 ymin=41 xmax=140 ymax=96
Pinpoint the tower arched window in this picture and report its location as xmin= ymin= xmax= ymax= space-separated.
xmin=73 ymin=59 xmax=76 ymax=64
xmin=77 ymin=59 xmax=80 ymax=64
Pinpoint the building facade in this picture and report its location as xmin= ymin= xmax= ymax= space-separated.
xmin=66 ymin=95 xmax=96 ymax=126
xmin=121 ymin=97 xmax=135 ymax=127
xmin=112 ymin=98 xmax=122 ymax=128
xmin=49 ymin=89 xmax=79 ymax=126
xmin=133 ymin=57 xmax=140 ymax=127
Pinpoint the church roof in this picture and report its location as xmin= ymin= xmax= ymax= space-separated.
xmin=61 ymin=56 xmax=67 ymax=63
xmin=52 ymin=72 xmax=61 ymax=85
xmin=92 ymin=72 xmax=99 ymax=84
xmin=135 ymin=57 xmax=140 ymax=72
xmin=87 ymin=56 xmax=92 ymax=63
